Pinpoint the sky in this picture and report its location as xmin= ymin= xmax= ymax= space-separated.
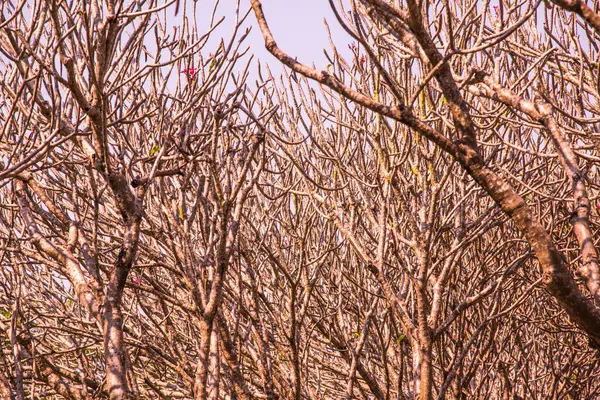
xmin=182 ymin=0 xmax=352 ymax=77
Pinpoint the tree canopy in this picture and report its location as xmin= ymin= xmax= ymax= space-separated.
xmin=1 ymin=0 xmax=600 ymax=399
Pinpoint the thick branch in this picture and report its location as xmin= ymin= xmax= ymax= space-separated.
xmin=550 ymin=0 xmax=600 ymax=35
xmin=469 ymin=69 xmax=600 ymax=303
xmin=251 ymin=0 xmax=600 ymax=346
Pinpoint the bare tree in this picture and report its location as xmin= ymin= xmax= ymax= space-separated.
xmin=2 ymin=0 xmax=600 ymax=399
xmin=249 ymin=0 xmax=600 ymax=398
xmin=1 ymin=0 xmax=269 ymax=398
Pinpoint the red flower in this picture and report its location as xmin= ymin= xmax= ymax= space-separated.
xmin=133 ymin=278 xmax=141 ymax=285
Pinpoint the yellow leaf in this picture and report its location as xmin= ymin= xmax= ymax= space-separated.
xmin=149 ymin=144 xmax=160 ymax=157
xmin=411 ymin=165 xmax=420 ymax=177
xmin=428 ymin=161 xmax=435 ymax=186
xmin=419 ymin=90 xmax=426 ymax=118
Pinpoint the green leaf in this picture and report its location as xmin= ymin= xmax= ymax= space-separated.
xmin=149 ymin=144 xmax=160 ymax=157
xmin=396 ymin=334 xmax=407 ymax=344
xmin=209 ymin=59 xmax=217 ymax=71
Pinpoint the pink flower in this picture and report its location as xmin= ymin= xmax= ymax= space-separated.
xmin=133 ymin=278 xmax=141 ymax=285
xmin=360 ymin=55 xmax=366 ymax=65
xmin=181 ymin=67 xmax=198 ymax=79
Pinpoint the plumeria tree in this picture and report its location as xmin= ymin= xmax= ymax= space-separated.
xmin=2 ymin=0 xmax=600 ymax=399
xmin=0 ymin=0 xmax=270 ymax=398
xmin=249 ymin=0 xmax=600 ymax=398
